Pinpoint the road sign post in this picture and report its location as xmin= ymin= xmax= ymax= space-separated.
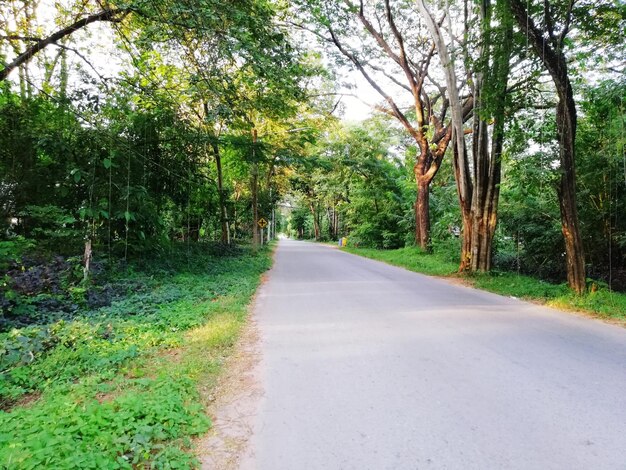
xmin=258 ymin=218 xmax=268 ymax=244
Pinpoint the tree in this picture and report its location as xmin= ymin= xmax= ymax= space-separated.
xmin=295 ymin=0 xmax=472 ymax=250
xmin=576 ymin=80 xmax=626 ymax=289
xmin=466 ymin=0 xmax=514 ymax=272
xmin=416 ymin=0 xmax=514 ymax=272
xmin=289 ymin=119 xmax=408 ymax=247
xmin=0 ymin=0 xmax=320 ymax=258
xmin=509 ymin=0 xmax=586 ymax=292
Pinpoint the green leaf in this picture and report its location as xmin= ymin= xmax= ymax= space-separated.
xmin=103 ymin=158 xmax=112 ymax=169
xmin=71 ymin=169 xmax=82 ymax=183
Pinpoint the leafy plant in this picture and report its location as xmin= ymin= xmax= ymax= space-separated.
xmin=0 ymin=244 xmax=272 ymax=467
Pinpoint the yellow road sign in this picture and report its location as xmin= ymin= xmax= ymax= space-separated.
xmin=258 ymin=218 xmax=268 ymax=228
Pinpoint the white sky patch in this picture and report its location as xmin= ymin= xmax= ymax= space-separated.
xmin=339 ymin=73 xmax=374 ymax=123
xmin=337 ymin=66 xmax=415 ymax=123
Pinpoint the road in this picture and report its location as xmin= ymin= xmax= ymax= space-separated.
xmin=239 ymin=240 xmax=626 ymax=470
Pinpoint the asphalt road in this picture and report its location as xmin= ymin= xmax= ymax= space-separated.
xmin=239 ymin=240 xmax=626 ymax=470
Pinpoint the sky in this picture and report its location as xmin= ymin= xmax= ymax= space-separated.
xmin=338 ymin=74 xmax=375 ymax=123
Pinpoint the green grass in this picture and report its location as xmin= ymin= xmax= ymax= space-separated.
xmin=343 ymin=246 xmax=626 ymax=323
xmin=343 ymin=246 xmax=459 ymax=277
xmin=0 ymin=244 xmax=272 ymax=468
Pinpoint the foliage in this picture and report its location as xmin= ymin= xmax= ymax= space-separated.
xmin=288 ymin=119 xmax=411 ymax=247
xmin=343 ymin=244 xmax=459 ymax=277
xmin=0 ymin=243 xmax=272 ymax=468
xmin=1 ymin=0 xmax=625 ymax=464
xmin=576 ymin=79 xmax=626 ymax=289
xmin=498 ymin=144 xmax=565 ymax=281
xmin=0 ymin=238 xmax=35 ymax=270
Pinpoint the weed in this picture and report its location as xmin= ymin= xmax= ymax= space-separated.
xmin=0 ymin=243 xmax=272 ymax=468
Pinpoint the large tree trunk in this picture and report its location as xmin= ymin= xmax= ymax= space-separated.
xmin=467 ymin=0 xmax=511 ymax=272
xmin=556 ymin=95 xmax=586 ymax=293
xmin=414 ymin=177 xmax=431 ymax=249
xmin=459 ymin=210 xmax=473 ymax=272
xmin=419 ymin=0 xmax=510 ymax=273
xmin=469 ymin=119 xmax=503 ymax=272
xmin=417 ymin=0 xmax=473 ymax=269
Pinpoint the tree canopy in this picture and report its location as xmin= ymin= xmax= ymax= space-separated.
xmin=1 ymin=0 xmax=624 ymax=290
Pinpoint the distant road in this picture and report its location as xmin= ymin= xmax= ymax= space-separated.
xmin=240 ymin=240 xmax=626 ymax=470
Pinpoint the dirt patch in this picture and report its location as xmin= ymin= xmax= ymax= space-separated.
xmin=2 ymin=390 xmax=42 ymax=411
xmin=195 ymin=318 xmax=263 ymax=469
xmin=434 ymin=274 xmax=474 ymax=288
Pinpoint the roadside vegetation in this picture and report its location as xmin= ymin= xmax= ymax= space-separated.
xmin=0 ymin=243 xmax=271 ymax=467
xmin=285 ymin=2 xmax=625 ymax=298
xmin=1 ymin=0 xmax=624 ymax=464
xmin=343 ymin=244 xmax=626 ymax=323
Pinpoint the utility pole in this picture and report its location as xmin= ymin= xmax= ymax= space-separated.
xmin=251 ymin=128 xmax=259 ymax=251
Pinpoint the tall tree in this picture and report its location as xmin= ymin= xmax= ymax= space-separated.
xmin=509 ymin=0 xmax=586 ymax=292
xmin=466 ymin=0 xmax=514 ymax=272
xmin=416 ymin=0 xmax=514 ymax=272
xmin=295 ymin=0 xmax=473 ymax=250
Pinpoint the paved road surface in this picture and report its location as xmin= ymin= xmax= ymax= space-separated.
xmin=240 ymin=240 xmax=626 ymax=470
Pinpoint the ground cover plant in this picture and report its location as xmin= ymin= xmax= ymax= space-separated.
xmin=343 ymin=245 xmax=626 ymax=323
xmin=343 ymin=245 xmax=459 ymax=277
xmin=0 ymin=243 xmax=272 ymax=468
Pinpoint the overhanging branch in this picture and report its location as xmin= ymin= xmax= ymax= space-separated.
xmin=0 ymin=8 xmax=129 ymax=82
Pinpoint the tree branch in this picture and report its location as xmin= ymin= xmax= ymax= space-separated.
xmin=1 ymin=34 xmax=42 ymax=42
xmin=0 ymin=8 xmax=129 ymax=82
xmin=327 ymin=26 xmax=420 ymax=140
xmin=544 ymin=0 xmax=557 ymax=46
xmin=50 ymin=43 xmax=109 ymax=84
xmin=559 ymin=0 xmax=576 ymax=49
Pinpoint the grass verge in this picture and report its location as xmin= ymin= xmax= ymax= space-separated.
xmin=0 ymin=243 xmax=272 ymax=468
xmin=343 ymin=246 xmax=626 ymax=323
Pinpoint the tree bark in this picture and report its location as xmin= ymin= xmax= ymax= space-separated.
xmin=415 ymin=177 xmax=431 ymax=249
xmin=310 ymin=203 xmax=321 ymax=240
xmin=418 ymin=0 xmax=511 ymax=273
xmin=417 ymin=0 xmax=473 ymax=267
xmin=556 ymin=96 xmax=586 ymax=292
xmin=83 ymin=238 xmax=92 ymax=282
xmin=468 ymin=0 xmax=511 ymax=272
